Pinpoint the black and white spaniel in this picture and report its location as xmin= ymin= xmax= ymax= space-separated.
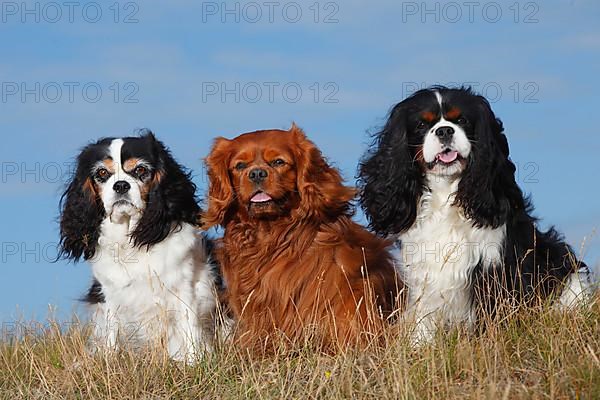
xmin=59 ymin=131 xmax=218 ymax=361
xmin=359 ymin=86 xmax=595 ymax=341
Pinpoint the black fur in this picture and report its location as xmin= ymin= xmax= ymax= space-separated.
xmin=358 ymin=97 xmax=426 ymax=235
xmin=451 ymin=89 xmax=524 ymax=228
xmin=58 ymin=139 xmax=111 ymax=261
xmin=128 ymin=133 xmax=200 ymax=248
xmin=82 ymin=279 xmax=105 ymax=304
xmin=473 ymin=202 xmax=586 ymax=315
xmin=359 ymin=86 xmax=590 ymax=312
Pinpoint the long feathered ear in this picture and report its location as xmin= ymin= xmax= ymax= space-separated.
xmin=358 ymin=103 xmax=424 ymax=236
xmin=454 ymin=97 xmax=525 ymax=228
xmin=203 ymin=137 xmax=235 ymax=227
xmin=58 ymin=154 xmax=105 ymax=262
xmin=290 ymin=124 xmax=355 ymax=221
xmin=131 ymin=133 xmax=200 ymax=248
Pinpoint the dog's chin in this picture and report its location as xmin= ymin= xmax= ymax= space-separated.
xmin=426 ymin=150 xmax=468 ymax=177
xmin=247 ymin=191 xmax=284 ymax=220
xmin=108 ymin=200 xmax=142 ymax=223
xmin=428 ymin=161 xmax=466 ymax=177
xmin=248 ymin=201 xmax=279 ymax=218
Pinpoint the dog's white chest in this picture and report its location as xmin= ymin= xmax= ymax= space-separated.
xmin=92 ymin=221 xmax=198 ymax=314
xmin=397 ymin=178 xmax=505 ymax=324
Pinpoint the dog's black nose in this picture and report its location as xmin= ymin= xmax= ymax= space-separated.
xmin=435 ymin=126 xmax=455 ymax=140
xmin=249 ymin=168 xmax=268 ymax=183
xmin=113 ymin=180 xmax=131 ymax=194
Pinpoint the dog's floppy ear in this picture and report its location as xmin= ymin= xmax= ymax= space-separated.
xmin=58 ymin=149 xmax=106 ymax=262
xmin=130 ymin=132 xmax=200 ymax=248
xmin=358 ymin=102 xmax=424 ymax=236
xmin=454 ymin=96 xmax=525 ymax=228
xmin=203 ymin=137 xmax=236 ymax=227
xmin=290 ymin=124 xmax=355 ymax=221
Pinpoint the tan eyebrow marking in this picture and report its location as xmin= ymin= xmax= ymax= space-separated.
xmin=101 ymin=158 xmax=115 ymax=172
xmin=446 ymin=107 xmax=462 ymax=120
xmin=421 ymin=111 xmax=437 ymax=122
xmin=123 ymin=158 xmax=140 ymax=171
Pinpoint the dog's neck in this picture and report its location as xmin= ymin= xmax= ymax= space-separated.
xmin=225 ymin=214 xmax=319 ymax=251
xmin=425 ymin=171 xmax=461 ymax=198
xmin=413 ymin=173 xmax=463 ymax=221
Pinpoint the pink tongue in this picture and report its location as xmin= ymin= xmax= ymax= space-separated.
xmin=250 ymin=192 xmax=272 ymax=203
xmin=437 ymin=151 xmax=458 ymax=163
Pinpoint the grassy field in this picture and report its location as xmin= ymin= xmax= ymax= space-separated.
xmin=1 ymin=297 xmax=599 ymax=400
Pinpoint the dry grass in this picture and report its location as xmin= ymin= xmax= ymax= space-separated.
xmin=1 ymin=298 xmax=599 ymax=400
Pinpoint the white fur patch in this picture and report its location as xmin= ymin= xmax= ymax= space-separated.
xmin=434 ymin=90 xmax=443 ymax=107
xmin=556 ymin=267 xmax=596 ymax=309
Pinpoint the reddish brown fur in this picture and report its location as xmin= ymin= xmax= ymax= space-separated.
xmin=140 ymin=170 xmax=162 ymax=201
xmin=123 ymin=158 xmax=140 ymax=171
xmin=204 ymin=124 xmax=404 ymax=352
xmin=445 ymin=107 xmax=461 ymax=120
xmin=83 ymin=177 xmax=98 ymax=199
xmin=102 ymin=158 xmax=115 ymax=172
xmin=421 ymin=111 xmax=437 ymax=122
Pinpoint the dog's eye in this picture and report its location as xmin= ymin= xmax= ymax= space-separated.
xmin=416 ymin=121 xmax=426 ymax=129
xmin=457 ymin=116 xmax=468 ymax=124
xmin=235 ymin=162 xmax=247 ymax=171
xmin=95 ymin=168 xmax=110 ymax=180
xmin=270 ymin=159 xmax=286 ymax=167
xmin=134 ymin=166 xmax=148 ymax=177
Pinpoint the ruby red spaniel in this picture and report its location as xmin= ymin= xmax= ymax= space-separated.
xmin=204 ymin=124 xmax=403 ymax=351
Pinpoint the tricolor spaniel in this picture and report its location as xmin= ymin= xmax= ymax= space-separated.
xmin=59 ymin=131 xmax=218 ymax=361
xmin=203 ymin=124 xmax=403 ymax=351
xmin=358 ymin=87 xmax=595 ymax=342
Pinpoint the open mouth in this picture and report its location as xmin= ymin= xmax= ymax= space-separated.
xmin=250 ymin=191 xmax=273 ymax=204
xmin=435 ymin=149 xmax=460 ymax=164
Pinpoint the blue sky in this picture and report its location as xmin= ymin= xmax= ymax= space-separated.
xmin=1 ymin=0 xmax=599 ymax=322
